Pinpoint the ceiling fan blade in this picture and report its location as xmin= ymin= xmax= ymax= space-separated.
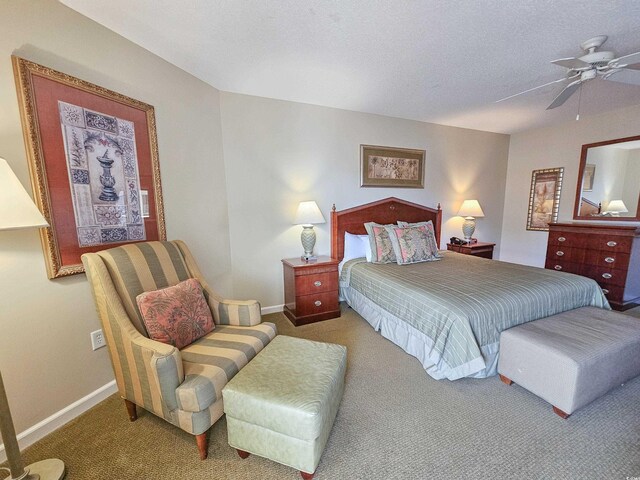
xmin=494 ymin=73 xmax=580 ymax=103
xmin=604 ymin=68 xmax=640 ymax=86
xmin=551 ymin=57 xmax=591 ymax=70
xmin=546 ymin=79 xmax=582 ymax=110
xmin=609 ymin=51 xmax=640 ymax=69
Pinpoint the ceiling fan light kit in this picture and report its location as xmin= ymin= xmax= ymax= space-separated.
xmin=497 ymin=35 xmax=640 ymax=110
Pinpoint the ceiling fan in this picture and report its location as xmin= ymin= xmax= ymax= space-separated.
xmin=497 ymin=35 xmax=640 ymax=110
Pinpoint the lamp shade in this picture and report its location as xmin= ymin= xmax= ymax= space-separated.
xmin=607 ymin=200 xmax=628 ymax=213
xmin=0 ymin=158 xmax=48 ymax=231
xmin=457 ymin=199 xmax=485 ymax=218
xmin=294 ymin=201 xmax=326 ymax=225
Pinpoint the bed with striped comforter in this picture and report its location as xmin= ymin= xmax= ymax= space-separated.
xmin=340 ymin=251 xmax=609 ymax=380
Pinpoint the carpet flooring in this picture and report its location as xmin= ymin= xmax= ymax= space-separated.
xmin=9 ymin=305 xmax=640 ymax=479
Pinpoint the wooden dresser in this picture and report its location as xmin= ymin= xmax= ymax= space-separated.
xmin=282 ymin=256 xmax=340 ymax=326
xmin=546 ymin=222 xmax=640 ymax=310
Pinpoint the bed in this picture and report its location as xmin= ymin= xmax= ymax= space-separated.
xmin=332 ymin=197 xmax=610 ymax=380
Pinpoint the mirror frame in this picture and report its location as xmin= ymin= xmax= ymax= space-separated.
xmin=573 ymin=134 xmax=640 ymax=221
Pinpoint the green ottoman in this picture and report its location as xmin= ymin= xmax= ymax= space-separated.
xmin=222 ymin=335 xmax=347 ymax=479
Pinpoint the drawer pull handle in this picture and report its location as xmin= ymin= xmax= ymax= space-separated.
xmin=558 ymin=237 xmax=566 ymax=242
xmin=314 ymin=300 xmax=322 ymax=307
xmin=554 ymin=265 xmax=562 ymax=271
xmin=556 ymin=251 xmax=564 ymax=256
xmin=602 ymin=289 xmax=609 ymax=295
xmin=604 ymin=257 xmax=615 ymax=263
xmin=602 ymin=273 xmax=612 ymax=279
xmin=314 ymin=281 xmax=322 ymax=287
xmin=607 ymin=241 xmax=617 ymax=247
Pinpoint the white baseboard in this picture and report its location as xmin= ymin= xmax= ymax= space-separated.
xmin=261 ymin=304 xmax=284 ymax=315
xmin=0 ymin=379 xmax=117 ymax=463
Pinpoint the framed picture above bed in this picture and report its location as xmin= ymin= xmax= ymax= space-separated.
xmin=12 ymin=56 xmax=166 ymax=279
xmin=526 ymin=167 xmax=564 ymax=231
xmin=360 ymin=145 xmax=425 ymax=188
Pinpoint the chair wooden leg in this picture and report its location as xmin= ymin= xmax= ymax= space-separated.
xmin=124 ymin=399 xmax=137 ymax=421
xmin=553 ymin=406 xmax=570 ymax=419
xmin=300 ymin=471 xmax=315 ymax=480
xmin=499 ymin=374 xmax=513 ymax=386
xmin=237 ymin=449 xmax=250 ymax=459
xmin=196 ymin=433 xmax=208 ymax=460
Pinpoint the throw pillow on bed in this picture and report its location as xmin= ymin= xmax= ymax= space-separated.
xmin=397 ymin=220 xmax=441 ymax=258
xmin=386 ymin=223 xmax=442 ymax=265
xmin=136 ymin=278 xmax=214 ymax=349
xmin=364 ymin=222 xmax=397 ymax=263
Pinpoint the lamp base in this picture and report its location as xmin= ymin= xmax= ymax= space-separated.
xmin=300 ymin=225 xmax=316 ymax=260
xmin=9 ymin=459 xmax=66 ymax=480
xmin=301 ymin=255 xmax=317 ymax=263
xmin=462 ymin=217 xmax=476 ymax=244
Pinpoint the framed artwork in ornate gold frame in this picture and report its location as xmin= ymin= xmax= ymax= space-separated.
xmin=12 ymin=56 xmax=166 ymax=278
xmin=526 ymin=167 xmax=564 ymax=231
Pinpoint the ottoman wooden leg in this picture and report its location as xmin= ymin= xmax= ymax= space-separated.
xmin=196 ymin=433 xmax=208 ymax=460
xmin=237 ymin=449 xmax=250 ymax=459
xmin=499 ymin=374 xmax=513 ymax=386
xmin=124 ymin=399 xmax=137 ymax=421
xmin=553 ymin=406 xmax=570 ymax=419
xmin=300 ymin=470 xmax=315 ymax=480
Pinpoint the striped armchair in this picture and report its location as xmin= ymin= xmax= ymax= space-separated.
xmin=82 ymin=241 xmax=277 ymax=460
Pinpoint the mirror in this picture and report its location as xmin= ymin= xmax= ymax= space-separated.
xmin=574 ymin=135 xmax=640 ymax=221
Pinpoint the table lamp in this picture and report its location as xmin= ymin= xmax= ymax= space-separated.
xmin=606 ymin=200 xmax=628 ymax=216
xmin=0 ymin=157 xmax=65 ymax=480
xmin=294 ymin=201 xmax=325 ymax=261
xmin=457 ymin=199 xmax=485 ymax=244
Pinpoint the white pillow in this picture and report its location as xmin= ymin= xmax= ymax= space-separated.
xmin=344 ymin=232 xmax=371 ymax=262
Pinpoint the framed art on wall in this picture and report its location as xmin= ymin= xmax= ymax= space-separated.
xmin=360 ymin=145 xmax=425 ymax=188
xmin=526 ymin=167 xmax=564 ymax=231
xmin=12 ymin=56 xmax=166 ymax=279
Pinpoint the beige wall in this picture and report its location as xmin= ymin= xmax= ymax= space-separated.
xmin=499 ymin=104 xmax=640 ymax=267
xmin=0 ymin=0 xmax=231 ymax=433
xmin=220 ymin=92 xmax=510 ymax=307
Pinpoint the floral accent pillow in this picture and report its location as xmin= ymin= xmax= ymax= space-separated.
xmin=136 ymin=278 xmax=214 ymax=349
xmin=397 ymin=220 xmax=441 ymax=258
xmin=364 ymin=222 xmax=397 ymax=264
xmin=386 ymin=224 xmax=442 ymax=265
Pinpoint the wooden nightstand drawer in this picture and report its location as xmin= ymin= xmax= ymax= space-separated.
xmin=295 ymin=291 xmax=339 ymax=317
xmin=295 ymin=272 xmax=337 ymax=295
xmin=446 ymin=242 xmax=495 ymax=259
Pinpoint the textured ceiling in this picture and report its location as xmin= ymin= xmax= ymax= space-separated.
xmin=60 ymin=0 xmax=640 ymax=134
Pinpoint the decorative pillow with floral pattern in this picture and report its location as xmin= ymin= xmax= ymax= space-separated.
xmin=136 ymin=278 xmax=214 ymax=349
xmin=364 ymin=222 xmax=397 ymax=263
xmin=397 ymin=220 xmax=441 ymax=258
xmin=386 ymin=224 xmax=442 ymax=265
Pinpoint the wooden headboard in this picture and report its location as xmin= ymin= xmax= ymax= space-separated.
xmin=331 ymin=197 xmax=442 ymax=261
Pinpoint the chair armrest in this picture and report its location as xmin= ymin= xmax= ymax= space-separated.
xmin=136 ymin=336 xmax=184 ymax=411
xmin=202 ymin=284 xmax=262 ymax=326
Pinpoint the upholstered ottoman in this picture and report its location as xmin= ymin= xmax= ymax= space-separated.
xmin=222 ymin=335 xmax=347 ymax=479
xmin=498 ymin=307 xmax=640 ymax=418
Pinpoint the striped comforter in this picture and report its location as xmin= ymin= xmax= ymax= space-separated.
xmin=340 ymin=251 xmax=609 ymax=379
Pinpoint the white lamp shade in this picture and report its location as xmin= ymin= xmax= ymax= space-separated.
xmin=0 ymin=158 xmax=48 ymax=231
xmin=607 ymin=200 xmax=628 ymax=213
xmin=457 ymin=199 xmax=485 ymax=218
xmin=294 ymin=201 xmax=326 ymax=225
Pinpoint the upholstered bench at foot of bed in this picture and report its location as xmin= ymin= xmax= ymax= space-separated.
xmin=497 ymin=307 xmax=640 ymax=418
xmin=222 ymin=335 xmax=347 ymax=479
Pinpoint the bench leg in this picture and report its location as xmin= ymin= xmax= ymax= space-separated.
xmin=237 ymin=449 xmax=250 ymax=459
xmin=553 ymin=406 xmax=570 ymax=419
xmin=124 ymin=399 xmax=137 ymax=421
xmin=300 ymin=471 xmax=315 ymax=480
xmin=499 ymin=374 xmax=513 ymax=386
xmin=196 ymin=433 xmax=208 ymax=460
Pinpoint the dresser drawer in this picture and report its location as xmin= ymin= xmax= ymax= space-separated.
xmin=295 ymin=272 xmax=337 ymax=295
xmin=545 ymin=258 xmax=581 ymax=274
xmin=591 ymin=235 xmax=633 ymax=253
xmin=295 ymin=291 xmax=339 ymax=317
xmin=581 ymin=265 xmax=628 ymax=287
xmin=583 ymin=250 xmax=630 ymax=270
xmin=547 ymin=232 xmax=586 ymax=248
xmin=546 ymin=246 xmax=585 ymax=264
xmin=595 ymin=282 xmax=624 ymax=303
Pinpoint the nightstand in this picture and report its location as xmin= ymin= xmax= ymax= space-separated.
xmin=282 ymin=256 xmax=340 ymax=326
xmin=447 ymin=242 xmax=495 ymax=259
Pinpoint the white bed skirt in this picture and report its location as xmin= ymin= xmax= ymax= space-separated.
xmin=341 ymin=286 xmax=499 ymax=380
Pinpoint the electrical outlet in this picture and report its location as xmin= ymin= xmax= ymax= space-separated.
xmin=90 ymin=329 xmax=106 ymax=350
